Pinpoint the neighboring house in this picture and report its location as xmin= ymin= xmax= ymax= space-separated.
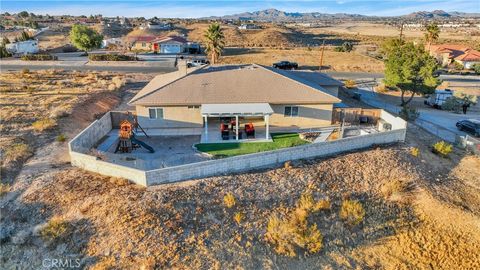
xmin=129 ymin=35 xmax=200 ymax=54
xmin=5 ymin=39 xmax=39 ymax=55
xmin=101 ymin=37 xmax=123 ymax=48
xmin=128 ymin=64 xmax=343 ymax=136
xmin=146 ymin=22 xmax=173 ymax=30
xmin=129 ymin=35 xmax=157 ymax=51
xmin=428 ymin=44 xmax=480 ymax=69
xmin=151 ymin=35 xmax=188 ymax=54
xmin=238 ymin=23 xmax=261 ymax=30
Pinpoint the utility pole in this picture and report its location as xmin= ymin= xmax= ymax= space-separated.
xmin=399 ymin=21 xmax=404 ymax=41
xmin=319 ymin=40 xmax=325 ymax=72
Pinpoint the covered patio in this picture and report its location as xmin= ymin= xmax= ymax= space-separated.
xmin=200 ymin=103 xmax=274 ymax=143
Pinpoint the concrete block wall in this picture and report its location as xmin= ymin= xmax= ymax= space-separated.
xmin=70 ymin=152 xmax=147 ymax=186
xmin=68 ymin=112 xmax=113 ymax=153
xmin=145 ymin=128 xmax=406 ymax=185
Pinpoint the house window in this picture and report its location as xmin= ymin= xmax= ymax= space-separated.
xmin=148 ymin=108 xmax=163 ymax=119
xmin=284 ymin=106 xmax=299 ymax=117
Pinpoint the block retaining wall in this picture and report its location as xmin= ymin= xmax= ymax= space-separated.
xmin=69 ymin=111 xmax=407 ymax=186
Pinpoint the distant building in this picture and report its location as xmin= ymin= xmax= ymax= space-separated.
xmin=5 ymin=40 xmax=39 ymax=55
xmin=101 ymin=38 xmax=124 ymax=49
xmin=238 ymin=24 xmax=261 ymax=30
xmin=129 ymin=35 xmax=199 ymax=54
xmin=428 ymin=44 xmax=480 ymax=69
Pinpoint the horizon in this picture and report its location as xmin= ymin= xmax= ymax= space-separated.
xmin=2 ymin=0 xmax=479 ymax=18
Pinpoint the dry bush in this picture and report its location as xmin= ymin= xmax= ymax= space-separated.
xmin=21 ymin=68 xmax=30 ymax=75
xmin=265 ymin=191 xmax=325 ymax=256
xmin=233 ymin=212 xmax=244 ymax=225
xmin=39 ymin=217 xmax=71 ymax=243
xmin=375 ymin=83 xmax=388 ymax=93
xmin=284 ymin=161 xmax=293 ymax=170
xmin=223 ymin=192 xmax=236 ymax=208
xmin=32 ymin=118 xmax=56 ymax=132
xmin=3 ymin=143 xmax=32 ymax=164
xmin=112 ymin=76 xmax=126 ymax=89
xmin=381 ymin=179 xmax=415 ymax=202
xmin=56 ymin=134 xmax=67 ymax=142
xmin=0 ymin=183 xmax=10 ymax=196
xmin=339 ymin=199 xmax=365 ymax=226
xmin=432 ymin=141 xmax=453 ymax=158
xmin=344 ymin=79 xmax=357 ymax=89
xmin=297 ymin=192 xmax=331 ymax=212
xmin=90 ymin=256 xmax=116 ymax=270
xmin=410 ymin=147 xmax=420 ymax=157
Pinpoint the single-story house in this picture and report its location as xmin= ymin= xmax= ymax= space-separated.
xmin=128 ymin=64 xmax=343 ymax=140
xmin=5 ymin=39 xmax=39 ymax=55
xmin=428 ymin=44 xmax=480 ymax=69
xmin=101 ymin=37 xmax=123 ymax=48
xmin=238 ymin=24 xmax=261 ymax=30
xmin=129 ymin=35 xmax=199 ymax=54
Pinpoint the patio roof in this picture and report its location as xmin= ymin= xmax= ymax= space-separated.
xmin=201 ymin=103 xmax=274 ymax=117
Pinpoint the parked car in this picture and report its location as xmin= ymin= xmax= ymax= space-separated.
xmin=272 ymin=61 xmax=298 ymax=70
xmin=187 ymin=59 xmax=209 ymax=68
xmin=456 ymin=119 xmax=480 ymax=137
xmin=424 ymin=89 xmax=454 ymax=109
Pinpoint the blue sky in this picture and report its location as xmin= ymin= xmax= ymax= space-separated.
xmin=1 ymin=0 xmax=479 ymax=18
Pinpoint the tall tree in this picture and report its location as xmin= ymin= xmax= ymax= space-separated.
xmin=424 ymin=22 xmax=440 ymax=51
xmin=204 ymin=23 xmax=225 ymax=64
xmin=69 ymin=24 xmax=103 ymax=52
xmin=383 ymin=39 xmax=440 ymax=107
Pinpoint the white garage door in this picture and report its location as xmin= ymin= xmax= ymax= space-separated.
xmin=161 ymin=44 xmax=181 ymax=54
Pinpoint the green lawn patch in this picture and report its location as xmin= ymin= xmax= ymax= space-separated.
xmin=195 ymin=133 xmax=309 ymax=158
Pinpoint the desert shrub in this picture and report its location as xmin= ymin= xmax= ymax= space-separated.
xmin=344 ymin=79 xmax=357 ymax=89
xmin=410 ymin=147 xmax=420 ymax=157
xmin=339 ymin=199 xmax=365 ymax=226
xmin=21 ymin=68 xmax=30 ymax=74
xmin=0 ymin=183 xmax=10 ymax=196
xmin=39 ymin=218 xmax=70 ymax=242
xmin=375 ymin=83 xmax=388 ymax=93
xmin=473 ymin=63 xmax=480 ymax=75
xmin=4 ymin=143 xmax=32 ymax=163
xmin=88 ymin=54 xmax=136 ymax=61
xmin=432 ymin=141 xmax=453 ymax=157
xmin=32 ymin=118 xmax=56 ymax=132
xmin=297 ymin=192 xmax=331 ymax=212
xmin=21 ymin=54 xmax=58 ymax=61
xmin=265 ymin=192 xmax=325 ymax=256
xmin=265 ymin=211 xmax=323 ymax=257
xmin=233 ymin=212 xmax=244 ymax=225
xmin=284 ymin=160 xmax=293 ymax=170
xmin=223 ymin=192 xmax=236 ymax=208
xmin=381 ymin=179 xmax=411 ymax=200
xmin=112 ymin=76 xmax=125 ymax=88
xmin=452 ymin=61 xmax=464 ymax=70
xmin=56 ymin=134 xmax=67 ymax=142
xmin=399 ymin=106 xmax=419 ymax=121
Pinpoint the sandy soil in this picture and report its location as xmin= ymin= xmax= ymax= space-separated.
xmin=1 ymin=80 xmax=479 ymax=269
xmin=219 ymin=47 xmax=384 ymax=72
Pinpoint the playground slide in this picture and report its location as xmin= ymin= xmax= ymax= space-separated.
xmin=131 ymin=134 xmax=155 ymax=153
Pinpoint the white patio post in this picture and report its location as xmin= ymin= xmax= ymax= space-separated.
xmin=235 ymin=115 xmax=239 ymax=140
xmin=265 ymin=114 xmax=270 ymax=140
xmin=204 ymin=115 xmax=208 ymax=135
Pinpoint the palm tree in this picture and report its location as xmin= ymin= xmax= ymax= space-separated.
xmin=424 ymin=22 xmax=440 ymax=51
xmin=204 ymin=23 xmax=225 ymax=64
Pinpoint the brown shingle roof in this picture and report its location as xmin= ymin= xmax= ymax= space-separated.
xmin=129 ymin=64 xmax=341 ymax=106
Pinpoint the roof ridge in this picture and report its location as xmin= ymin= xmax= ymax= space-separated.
xmin=257 ymin=64 xmax=340 ymax=101
xmin=128 ymin=65 xmax=208 ymax=105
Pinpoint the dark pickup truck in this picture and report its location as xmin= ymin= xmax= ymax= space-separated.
xmin=272 ymin=61 xmax=298 ymax=70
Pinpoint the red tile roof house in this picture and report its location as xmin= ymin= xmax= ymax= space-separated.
xmin=128 ymin=63 xmax=344 ymax=142
xmin=128 ymin=35 xmax=195 ymax=54
xmin=428 ymin=44 xmax=480 ymax=69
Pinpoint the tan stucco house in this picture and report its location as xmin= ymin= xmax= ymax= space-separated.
xmin=128 ymin=64 xmax=342 ymax=141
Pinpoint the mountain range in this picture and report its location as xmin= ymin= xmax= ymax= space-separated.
xmin=204 ymin=8 xmax=480 ymax=21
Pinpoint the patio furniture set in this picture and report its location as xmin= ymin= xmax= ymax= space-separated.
xmin=220 ymin=119 xmax=256 ymax=140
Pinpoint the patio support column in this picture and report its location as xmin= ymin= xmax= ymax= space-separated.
xmin=204 ymin=115 xmax=208 ymax=135
xmin=265 ymin=114 xmax=270 ymax=140
xmin=235 ymin=115 xmax=239 ymax=140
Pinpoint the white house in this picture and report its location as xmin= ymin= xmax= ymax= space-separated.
xmin=238 ymin=24 xmax=260 ymax=30
xmin=101 ymin=38 xmax=123 ymax=48
xmin=5 ymin=40 xmax=39 ymax=55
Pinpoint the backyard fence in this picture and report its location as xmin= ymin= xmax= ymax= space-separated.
xmin=332 ymin=108 xmax=382 ymax=125
xmin=69 ymin=110 xmax=407 ymax=186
